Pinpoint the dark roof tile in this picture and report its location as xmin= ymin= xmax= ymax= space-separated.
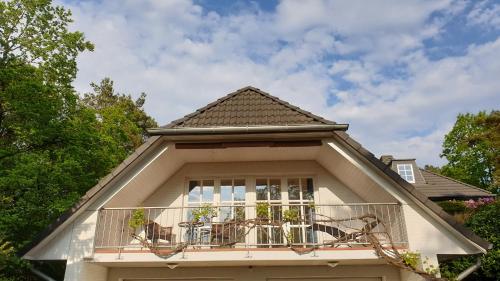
xmin=163 ymin=86 xmax=336 ymax=128
xmin=416 ymin=169 xmax=494 ymax=199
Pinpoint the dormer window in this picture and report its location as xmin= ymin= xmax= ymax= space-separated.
xmin=397 ymin=164 xmax=415 ymax=183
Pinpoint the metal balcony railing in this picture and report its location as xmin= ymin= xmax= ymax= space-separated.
xmin=94 ymin=203 xmax=407 ymax=251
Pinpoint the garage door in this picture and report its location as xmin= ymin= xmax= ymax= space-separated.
xmin=125 ymin=279 xmax=233 ymax=281
xmin=267 ymin=277 xmax=382 ymax=281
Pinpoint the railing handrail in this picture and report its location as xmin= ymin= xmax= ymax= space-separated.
xmin=100 ymin=202 xmax=400 ymax=210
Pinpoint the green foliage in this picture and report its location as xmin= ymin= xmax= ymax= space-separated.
xmin=191 ymin=204 xmax=217 ymax=223
xmin=81 ymin=78 xmax=157 ymax=161
xmin=0 ymin=2 xmax=156 ymax=280
xmin=256 ymin=202 xmax=270 ymax=219
xmin=424 ymin=165 xmax=442 ymax=174
xmin=283 ymin=208 xmax=300 ymax=223
xmin=401 ymin=251 xmax=421 ymax=269
xmin=128 ymin=208 xmax=146 ymax=229
xmin=0 ymin=0 xmax=94 ymax=87
xmin=440 ymin=111 xmax=499 ymax=193
xmin=422 ymin=257 xmax=439 ymax=277
xmin=440 ymin=200 xmax=500 ymax=280
xmin=437 ymin=200 xmax=467 ymax=214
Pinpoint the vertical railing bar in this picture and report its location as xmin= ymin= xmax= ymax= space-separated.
xmin=114 ymin=209 xmax=121 ymax=249
xmin=125 ymin=210 xmax=131 ymax=248
xmin=386 ymin=204 xmax=394 ymax=245
xmin=361 ymin=205 xmax=366 ymax=244
xmin=117 ymin=210 xmax=125 ymax=258
xmin=354 ymin=205 xmax=359 ymax=245
xmin=106 ymin=209 xmax=114 ymax=248
xmin=92 ymin=209 xmax=102 ymax=252
xmin=401 ymin=205 xmax=408 ymax=246
xmin=146 ymin=209 xmax=151 ymax=248
xmin=101 ymin=209 xmax=108 ymax=248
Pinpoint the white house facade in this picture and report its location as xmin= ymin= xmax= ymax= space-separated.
xmin=22 ymin=87 xmax=491 ymax=281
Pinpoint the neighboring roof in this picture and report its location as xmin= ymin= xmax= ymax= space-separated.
xmin=163 ymin=86 xmax=336 ymax=128
xmin=334 ymin=131 xmax=492 ymax=251
xmin=382 ymin=156 xmax=494 ymax=200
xmin=416 ymin=169 xmax=494 ymax=200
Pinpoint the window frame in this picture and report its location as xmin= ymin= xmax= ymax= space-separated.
xmin=396 ymin=164 xmax=415 ymax=183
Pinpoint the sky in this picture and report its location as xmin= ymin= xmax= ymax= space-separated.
xmin=60 ymin=0 xmax=500 ymax=166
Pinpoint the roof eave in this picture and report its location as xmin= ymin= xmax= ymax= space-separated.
xmin=148 ymin=124 xmax=349 ymax=136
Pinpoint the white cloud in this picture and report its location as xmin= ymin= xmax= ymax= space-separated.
xmin=61 ymin=0 xmax=500 ymax=166
xmin=467 ymin=0 xmax=500 ymax=29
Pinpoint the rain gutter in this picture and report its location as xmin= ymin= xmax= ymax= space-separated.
xmin=147 ymin=124 xmax=349 ymax=136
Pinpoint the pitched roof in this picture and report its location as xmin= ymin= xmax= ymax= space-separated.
xmin=383 ymin=157 xmax=494 ymax=200
xmin=416 ymin=169 xmax=494 ymax=200
xmin=163 ymin=86 xmax=336 ymax=128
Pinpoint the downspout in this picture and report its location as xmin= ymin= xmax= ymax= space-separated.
xmin=30 ymin=267 xmax=57 ymax=281
xmin=456 ymin=256 xmax=481 ymax=281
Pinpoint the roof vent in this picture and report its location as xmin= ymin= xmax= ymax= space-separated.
xmin=380 ymin=155 xmax=394 ymax=165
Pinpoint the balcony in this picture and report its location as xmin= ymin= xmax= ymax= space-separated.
xmin=94 ymin=203 xmax=407 ymax=257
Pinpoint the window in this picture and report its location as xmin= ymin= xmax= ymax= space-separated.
xmin=187 ymin=180 xmax=214 ymax=203
xmin=220 ymin=179 xmax=246 ymax=222
xmin=256 ymin=178 xmax=283 ymax=247
xmin=287 ymin=178 xmax=315 ymax=246
xmin=397 ymin=164 xmax=415 ymax=183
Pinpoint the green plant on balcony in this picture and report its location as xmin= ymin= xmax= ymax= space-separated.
xmin=128 ymin=208 xmax=146 ymax=230
xmin=283 ymin=208 xmax=300 ymax=224
xmin=256 ymin=202 xmax=270 ymax=220
xmin=191 ymin=204 xmax=217 ymax=223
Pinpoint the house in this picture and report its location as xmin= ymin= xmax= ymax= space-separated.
xmin=380 ymin=156 xmax=494 ymax=201
xmin=22 ymin=87 xmax=491 ymax=281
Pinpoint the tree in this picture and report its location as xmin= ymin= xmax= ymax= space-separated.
xmin=81 ymin=78 xmax=157 ymax=164
xmin=424 ymin=165 xmax=442 ymax=174
xmin=0 ymin=1 xmax=157 ymax=280
xmin=0 ymin=0 xmax=94 ymax=163
xmin=440 ymin=111 xmax=499 ymax=193
xmin=440 ymin=200 xmax=500 ymax=280
xmin=0 ymin=0 xmax=93 ymax=87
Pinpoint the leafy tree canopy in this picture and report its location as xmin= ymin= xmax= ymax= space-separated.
xmin=81 ymin=78 xmax=157 ymax=164
xmin=441 ymin=200 xmax=500 ymax=280
xmin=440 ymin=111 xmax=499 ymax=193
xmin=0 ymin=1 xmax=156 ymax=279
xmin=0 ymin=0 xmax=93 ymax=87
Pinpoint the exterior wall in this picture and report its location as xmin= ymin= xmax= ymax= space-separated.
xmin=107 ymin=265 xmax=401 ymax=281
xmin=143 ymin=160 xmax=365 ymax=207
xmin=62 ymin=211 xmax=107 ymax=280
xmin=403 ymin=204 xmax=477 ymax=255
xmin=24 ymin=140 xmax=486 ymax=281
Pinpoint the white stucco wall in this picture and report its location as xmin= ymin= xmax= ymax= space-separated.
xmin=142 ymin=160 xmax=364 ymax=207
xmin=24 ymin=140 xmax=486 ymax=281
xmin=107 ymin=265 xmax=401 ymax=281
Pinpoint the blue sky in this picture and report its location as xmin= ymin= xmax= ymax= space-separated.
xmin=62 ymin=0 xmax=500 ymax=166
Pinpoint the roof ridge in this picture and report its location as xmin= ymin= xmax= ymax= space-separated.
xmin=419 ymin=168 xmax=494 ymax=195
xmin=249 ymin=88 xmax=336 ymax=125
xmin=162 ymin=87 xmax=249 ymax=128
xmin=162 ymin=86 xmax=336 ymax=128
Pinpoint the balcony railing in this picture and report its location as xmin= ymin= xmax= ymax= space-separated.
xmin=94 ymin=203 xmax=407 ymax=252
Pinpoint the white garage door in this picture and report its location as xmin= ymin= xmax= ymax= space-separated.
xmin=267 ymin=277 xmax=382 ymax=281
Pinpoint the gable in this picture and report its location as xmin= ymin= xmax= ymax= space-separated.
xmin=164 ymin=86 xmax=335 ymax=128
xmin=22 ymin=86 xmax=491 ymax=260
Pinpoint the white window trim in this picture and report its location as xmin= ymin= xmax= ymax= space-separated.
xmin=396 ymin=164 xmax=415 ymax=183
